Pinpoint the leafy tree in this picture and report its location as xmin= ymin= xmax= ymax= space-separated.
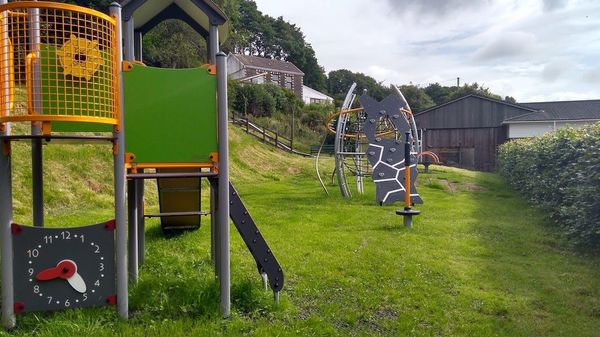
xmin=229 ymin=1 xmax=328 ymax=91
xmin=448 ymin=82 xmax=502 ymax=101
xmin=398 ymin=84 xmax=435 ymax=112
xmin=143 ymin=20 xmax=207 ymax=68
xmin=504 ymin=96 xmax=517 ymax=103
xmin=328 ymin=69 xmax=392 ymax=102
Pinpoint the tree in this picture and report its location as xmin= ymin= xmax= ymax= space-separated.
xmin=229 ymin=1 xmax=328 ymax=91
xmin=143 ymin=20 xmax=207 ymax=68
xmin=328 ymin=69 xmax=392 ymax=102
xmin=398 ymin=84 xmax=435 ymax=112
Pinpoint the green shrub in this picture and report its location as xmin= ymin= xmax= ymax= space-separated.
xmin=497 ymin=122 xmax=600 ymax=252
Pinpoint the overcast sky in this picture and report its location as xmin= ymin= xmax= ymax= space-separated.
xmin=253 ymin=0 xmax=600 ymax=102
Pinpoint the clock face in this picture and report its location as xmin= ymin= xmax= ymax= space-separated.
xmin=12 ymin=221 xmax=116 ymax=313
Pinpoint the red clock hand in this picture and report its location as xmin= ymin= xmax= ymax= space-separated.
xmin=36 ymin=260 xmax=76 ymax=281
xmin=36 ymin=266 xmax=61 ymax=281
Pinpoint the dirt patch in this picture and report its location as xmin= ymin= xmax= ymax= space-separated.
xmin=461 ymin=182 xmax=487 ymax=192
xmin=437 ymin=178 xmax=456 ymax=193
xmin=287 ymin=166 xmax=301 ymax=175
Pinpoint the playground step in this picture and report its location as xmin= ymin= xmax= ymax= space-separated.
xmin=128 ymin=172 xmax=217 ymax=179
xmin=145 ymin=211 xmax=210 ymax=218
xmin=225 ymin=181 xmax=284 ymax=293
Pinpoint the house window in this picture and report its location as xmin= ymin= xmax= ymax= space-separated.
xmin=271 ymin=72 xmax=280 ymax=84
xmin=284 ymin=75 xmax=293 ymax=89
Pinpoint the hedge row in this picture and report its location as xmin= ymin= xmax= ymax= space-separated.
xmin=497 ymin=122 xmax=600 ymax=253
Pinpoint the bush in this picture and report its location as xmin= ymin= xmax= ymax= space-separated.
xmin=497 ymin=122 xmax=600 ymax=253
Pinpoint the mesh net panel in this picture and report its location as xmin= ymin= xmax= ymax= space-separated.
xmin=0 ymin=1 xmax=117 ymax=124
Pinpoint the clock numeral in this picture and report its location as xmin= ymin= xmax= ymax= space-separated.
xmin=33 ymin=285 xmax=40 ymax=294
xmin=27 ymin=249 xmax=39 ymax=258
xmin=28 ymin=268 xmax=34 ymax=276
xmin=94 ymin=245 xmax=100 ymax=253
xmin=94 ymin=280 xmax=100 ymax=287
xmin=61 ymin=231 xmax=71 ymax=240
xmin=99 ymin=263 xmax=104 ymax=271
xmin=47 ymin=296 xmax=52 ymax=304
xmin=64 ymin=299 xmax=70 ymax=307
xmin=44 ymin=235 xmax=53 ymax=244
xmin=80 ymin=235 xmax=85 ymax=243
xmin=83 ymin=293 xmax=88 ymax=301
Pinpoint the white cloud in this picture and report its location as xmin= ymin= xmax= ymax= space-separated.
xmin=253 ymin=0 xmax=600 ymax=101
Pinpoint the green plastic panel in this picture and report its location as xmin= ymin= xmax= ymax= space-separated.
xmin=124 ymin=64 xmax=217 ymax=164
xmin=39 ymin=44 xmax=115 ymax=133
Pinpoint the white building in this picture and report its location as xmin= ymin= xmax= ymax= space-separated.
xmin=504 ymin=100 xmax=600 ymax=138
xmin=302 ymin=85 xmax=333 ymax=105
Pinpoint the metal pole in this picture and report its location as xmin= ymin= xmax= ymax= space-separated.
xmin=127 ymin=179 xmax=138 ymax=282
xmin=136 ymin=172 xmax=145 ymax=265
xmin=0 ymin=143 xmax=14 ymax=329
xmin=0 ymin=3 xmax=15 ymax=327
xmin=123 ymin=18 xmax=134 ymax=62
xmin=216 ymin=52 xmax=230 ymax=318
xmin=110 ymin=2 xmax=128 ymax=320
xmin=210 ymin=180 xmax=218 ymax=275
xmin=29 ymin=7 xmax=43 ymax=227
xmin=209 ymin=25 xmax=218 ymax=64
xmin=133 ymin=31 xmax=142 ymax=62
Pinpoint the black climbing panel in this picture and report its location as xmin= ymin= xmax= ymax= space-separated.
xmin=227 ymin=182 xmax=284 ymax=293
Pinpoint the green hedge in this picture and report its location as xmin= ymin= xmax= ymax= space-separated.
xmin=497 ymin=122 xmax=600 ymax=253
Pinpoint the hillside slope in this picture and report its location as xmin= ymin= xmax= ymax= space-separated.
xmin=4 ymin=125 xmax=600 ymax=337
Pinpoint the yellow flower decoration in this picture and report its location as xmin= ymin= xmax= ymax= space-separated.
xmin=56 ymin=35 xmax=104 ymax=80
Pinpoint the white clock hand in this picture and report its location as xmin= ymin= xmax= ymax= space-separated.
xmin=67 ymin=272 xmax=87 ymax=293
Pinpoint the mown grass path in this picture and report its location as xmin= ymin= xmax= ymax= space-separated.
xmin=3 ymin=128 xmax=600 ymax=336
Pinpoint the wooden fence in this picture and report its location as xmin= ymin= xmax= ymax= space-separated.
xmin=230 ymin=113 xmax=312 ymax=157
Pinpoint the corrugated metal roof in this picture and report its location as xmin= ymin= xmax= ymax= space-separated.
xmin=231 ymin=54 xmax=304 ymax=75
xmin=505 ymin=100 xmax=600 ymax=122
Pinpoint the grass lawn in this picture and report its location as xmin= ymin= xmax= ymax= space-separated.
xmin=3 ymin=127 xmax=600 ymax=336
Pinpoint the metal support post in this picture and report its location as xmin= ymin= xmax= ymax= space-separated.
xmin=123 ymin=18 xmax=134 ymax=61
xmin=396 ymin=132 xmax=420 ymax=227
xmin=110 ymin=2 xmax=128 ymax=320
xmin=210 ymin=180 xmax=218 ymax=275
xmin=127 ymin=178 xmax=138 ymax=282
xmin=1 ymin=143 xmax=15 ymax=329
xmin=29 ymin=7 xmax=43 ymax=227
xmin=208 ymin=25 xmax=218 ymax=64
xmin=216 ymin=52 xmax=230 ymax=318
xmin=1 ymin=0 xmax=15 ymax=327
xmin=136 ymin=172 xmax=145 ymax=265
xmin=133 ymin=31 xmax=142 ymax=62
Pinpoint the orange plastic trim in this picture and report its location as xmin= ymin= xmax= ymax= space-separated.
xmin=41 ymin=122 xmax=51 ymax=136
xmin=122 ymin=61 xmax=133 ymax=72
xmin=202 ymin=64 xmax=217 ymax=75
xmin=0 ymin=115 xmax=117 ymax=125
xmin=125 ymin=152 xmax=136 ymax=164
xmin=125 ymin=162 xmax=215 ymax=170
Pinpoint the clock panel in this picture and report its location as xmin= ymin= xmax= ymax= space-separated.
xmin=12 ymin=221 xmax=116 ymax=313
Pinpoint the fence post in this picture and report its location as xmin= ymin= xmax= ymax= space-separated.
xmin=262 ymin=127 xmax=265 ymax=142
xmin=246 ymin=116 xmax=249 ymax=133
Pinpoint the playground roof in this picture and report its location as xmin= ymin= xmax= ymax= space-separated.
xmin=120 ymin=0 xmax=229 ymax=43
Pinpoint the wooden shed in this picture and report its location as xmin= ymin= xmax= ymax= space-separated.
xmin=414 ymin=94 xmax=534 ymax=171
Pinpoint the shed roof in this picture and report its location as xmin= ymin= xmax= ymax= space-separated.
xmin=120 ymin=0 xmax=228 ymax=42
xmin=230 ymin=54 xmax=304 ymax=76
xmin=505 ymin=100 xmax=600 ymax=122
xmin=414 ymin=94 xmax=536 ymax=116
